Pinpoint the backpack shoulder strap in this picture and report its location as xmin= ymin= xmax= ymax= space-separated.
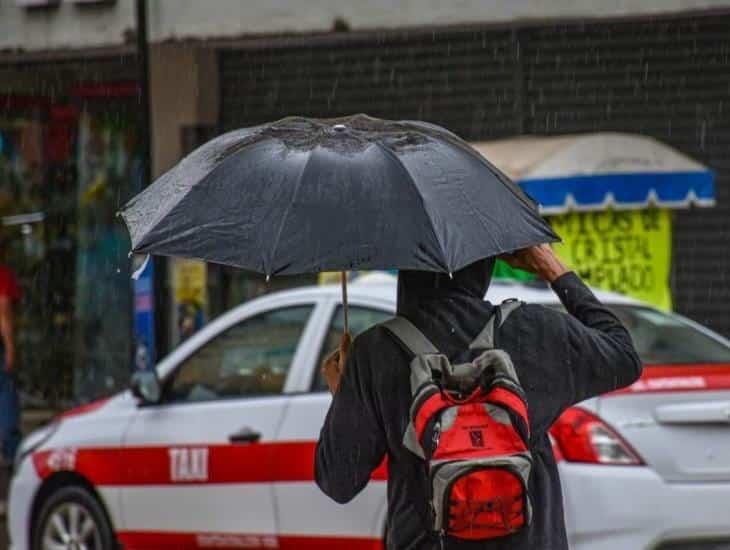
xmin=381 ymin=316 xmax=439 ymax=357
xmin=469 ymin=299 xmax=522 ymax=350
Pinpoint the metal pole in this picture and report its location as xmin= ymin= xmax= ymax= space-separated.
xmin=135 ymin=0 xmax=168 ymax=359
xmin=136 ymin=0 xmax=151 ymax=190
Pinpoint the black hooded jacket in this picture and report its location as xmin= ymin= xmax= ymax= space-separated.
xmin=315 ymin=260 xmax=642 ymax=550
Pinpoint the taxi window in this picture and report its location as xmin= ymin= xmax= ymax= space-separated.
xmin=166 ymin=305 xmax=313 ymax=403
xmin=611 ymin=305 xmax=730 ymax=365
xmin=549 ymin=304 xmax=730 ymax=365
xmin=312 ymin=305 xmax=391 ymax=392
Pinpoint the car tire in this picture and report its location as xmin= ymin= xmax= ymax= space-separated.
xmin=32 ymin=485 xmax=116 ymax=550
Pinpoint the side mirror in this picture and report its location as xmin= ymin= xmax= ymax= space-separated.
xmin=131 ymin=370 xmax=162 ymax=405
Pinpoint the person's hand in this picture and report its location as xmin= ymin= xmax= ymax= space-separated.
xmin=500 ymin=244 xmax=569 ymax=283
xmin=4 ymin=348 xmax=13 ymax=372
xmin=321 ymin=332 xmax=351 ymax=394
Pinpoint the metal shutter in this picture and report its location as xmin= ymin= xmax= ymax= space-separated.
xmin=219 ymin=29 xmax=521 ymax=141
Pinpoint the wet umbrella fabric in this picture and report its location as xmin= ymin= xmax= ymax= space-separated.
xmin=120 ymin=114 xmax=557 ymax=277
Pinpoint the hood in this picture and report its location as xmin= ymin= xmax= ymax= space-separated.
xmin=396 ymin=258 xmax=495 ymax=317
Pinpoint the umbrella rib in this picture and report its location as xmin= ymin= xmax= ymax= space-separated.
xmin=121 ymin=127 xmax=267 ymax=252
xmin=266 ymin=149 xmax=317 ymax=277
xmin=372 ymin=140 xmax=451 ymax=272
xmin=405 ymin=121 xmax=538 ymax=211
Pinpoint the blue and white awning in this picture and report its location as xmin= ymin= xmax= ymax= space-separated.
xmin=472 ymin=133 xmax=715 ymax=215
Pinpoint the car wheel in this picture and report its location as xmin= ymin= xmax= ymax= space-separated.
xmin=33 ymin=485 xmax=115 ymax=550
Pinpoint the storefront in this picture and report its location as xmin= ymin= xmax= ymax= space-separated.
xmin=474 ymin=133 xmax=716 ymax=310
xmin=0 ymin=56 xmax=141 ymax=404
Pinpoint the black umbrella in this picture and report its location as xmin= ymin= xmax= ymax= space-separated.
xmin=121 ymin=114 xmax=557 ymax=332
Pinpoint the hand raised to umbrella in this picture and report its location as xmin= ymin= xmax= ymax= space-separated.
xmin=500 ymin=244 xmax=569 ymax=283
xmin=321 ymin=332 xmax=352 ymax=395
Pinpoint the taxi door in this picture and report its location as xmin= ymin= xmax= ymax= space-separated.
xmin=118 ymin=299 xmax=319 ymax=548
xmin=274 ymin=298 xmax=392 ymax=547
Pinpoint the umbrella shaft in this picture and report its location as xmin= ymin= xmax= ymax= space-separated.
xmin=341 ymin=271 xmax=349 ymax=335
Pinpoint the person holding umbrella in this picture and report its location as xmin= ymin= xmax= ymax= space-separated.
xmin=121 ymin=114 xmax=640 ymax=550
xmin=316 ymin=244 xmax=641 ymax=549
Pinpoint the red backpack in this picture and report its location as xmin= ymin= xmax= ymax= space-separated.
xmin=382 ymin=300 xmax=532 ymax=546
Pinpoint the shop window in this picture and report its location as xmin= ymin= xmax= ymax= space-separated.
xmin=2 ymin=70 xmax=141 ymax=405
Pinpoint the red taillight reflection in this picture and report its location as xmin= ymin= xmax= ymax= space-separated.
xmin=549 ymin=407 xmax=644 ymax=465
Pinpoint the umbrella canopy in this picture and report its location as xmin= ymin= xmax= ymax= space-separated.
xmin=121 ymin=114 xmax=557 ymax=277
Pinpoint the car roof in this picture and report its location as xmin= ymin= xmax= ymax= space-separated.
xmin=270 ymin=272 xmax=642 ymax=307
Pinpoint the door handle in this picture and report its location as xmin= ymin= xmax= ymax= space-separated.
xmin=229 ymin=426 xmax=262 ymax=444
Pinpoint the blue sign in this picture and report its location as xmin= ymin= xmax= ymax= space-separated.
xmin=133 ymin=257 xmax=156 ymax=371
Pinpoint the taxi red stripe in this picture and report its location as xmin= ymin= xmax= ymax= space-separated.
xmin=609 ymin=364 xmax=730 ymax=395
xmin=33 ymin=441 xmax=387 ymax=485
xmin=117 ymin=531 xmax=382 ymax=549
xmin=55 ymin=396 xmax=111 ymax=420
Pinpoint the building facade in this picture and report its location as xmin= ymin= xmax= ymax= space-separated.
xmin=2 ymin=0 xmax=730 ymax=403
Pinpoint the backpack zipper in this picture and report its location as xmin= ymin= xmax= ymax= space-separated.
xmin=431 ymin=422 xmax=441 ymax=452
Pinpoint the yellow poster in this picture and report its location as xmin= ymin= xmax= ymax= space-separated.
xmin=318 ymin=271 xmax=343 ymax=285
xmin=172 ymin=258 xmax=207 ymax=305
xmin=550 ymin=209 xmax=672 ymax=310
xmin=172 ymin=258 xmax=208 ymax=343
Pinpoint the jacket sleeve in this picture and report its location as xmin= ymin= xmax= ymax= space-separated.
xmin=315 ymin=338 xmax=387 ymax=504
xmin=551 ymin=272 xmax=643 ymax=406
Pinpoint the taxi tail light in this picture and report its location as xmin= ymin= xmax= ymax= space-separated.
xmin=550 ymin=407 xmax=644 ymax=466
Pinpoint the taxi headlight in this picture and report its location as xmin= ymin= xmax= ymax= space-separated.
xmin=14 ymin=421 xmax=59 ymax=470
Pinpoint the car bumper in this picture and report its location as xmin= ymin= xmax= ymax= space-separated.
xmin=7 ymin=456 xmax=42 ymax=550
xmin=561 ymin=463 xmax=730 ymax=550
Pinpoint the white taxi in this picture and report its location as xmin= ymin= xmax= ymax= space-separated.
xmin=9 ymin=275 xmax=730 ymax=550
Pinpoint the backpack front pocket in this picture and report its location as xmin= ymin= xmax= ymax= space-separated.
xmin=426 ymin=403 xmax=527 ymax=461
xmin=430 ymin=456 xmax=532 ymax=540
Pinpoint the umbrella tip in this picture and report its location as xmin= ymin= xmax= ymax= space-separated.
xmin=131 ymin=254 xmax=151 ymax=281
